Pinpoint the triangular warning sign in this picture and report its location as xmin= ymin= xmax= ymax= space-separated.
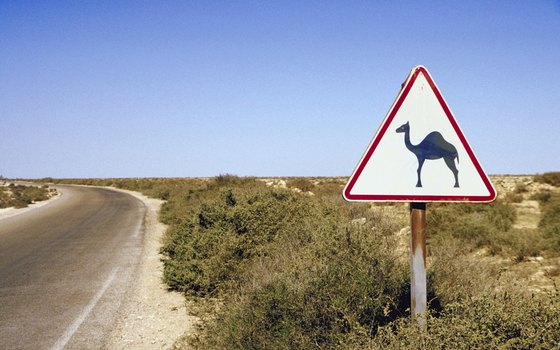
xmin=343 ymin=66 xmax=496 ymax=202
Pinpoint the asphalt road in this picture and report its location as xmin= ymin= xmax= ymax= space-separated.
xmin=0 ymin=185 xmax=146 ymax=350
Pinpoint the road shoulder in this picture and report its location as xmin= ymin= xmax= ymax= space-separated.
xmin=104 ymin=188 xmax=198 ymax=349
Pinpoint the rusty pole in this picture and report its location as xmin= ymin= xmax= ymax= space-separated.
xmin=410 ymin=202 xmax=427 ymax=331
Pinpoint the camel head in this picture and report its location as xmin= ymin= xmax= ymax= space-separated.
xmin=396 ymin=122 xmax=409 ymax=133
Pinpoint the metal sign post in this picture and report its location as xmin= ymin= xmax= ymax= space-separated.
xmin=410 ymin=202 xmax=427 ymax=331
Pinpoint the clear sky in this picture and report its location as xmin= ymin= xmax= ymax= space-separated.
xmin=1 ymin=1 xmax=559 ymax=178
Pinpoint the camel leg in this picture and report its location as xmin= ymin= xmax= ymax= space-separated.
xmin=444 ymin=157 xmax=459 ymax=187
xmin=416 ymin=158 xmax=425 ymax=187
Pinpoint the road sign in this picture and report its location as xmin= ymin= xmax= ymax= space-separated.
xmin=343 ymin=66 xmax=496 ymax=202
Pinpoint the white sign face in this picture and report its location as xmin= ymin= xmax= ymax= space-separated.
xmin=344 ymin=66 xmax=496 ymax=202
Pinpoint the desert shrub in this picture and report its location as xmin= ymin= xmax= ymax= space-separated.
xmin=161 ymin=187 xmax=337 ymax=296
xmin=372 ymin=293 xmax=560 ymax=350
xmin=524 ymin=189 xmax=560 ymax=253
xmin=0 ymin=188 xmax=12 ymax=208
xmin=504 ymin=191 xmax=523 ymax=203
xmin=430 ymin=186 xmax=560 ymax=257
xmin=188 ymin=213 xmax=411 ymax=349
xmin=429 ymin=240 xmax=500 ymax=304
xmin=427 ymin=200 xmax=516 ymax=254
xmin=513 ymin=182 xmax=528 ymax=194
xmin=508 ymin=228 xmax=545 ymax=261
xmin=310 ymin=179 xmax=347 ymax=205
xmin=286 ymin=177 xmax=315 ymax=192
xmin=540 ymin=201 xmax=560 ymax=251
xmin=534 ymin=172 xmax=560 ymax=187
xmin=530 ymin=190 xmax=553 ymax=203
xmin=19 ymin=184 xmax=50 ymax=202
xmin=0 ymin=184 xmax=53 ymax=208
xmin=211 ymin=174 xmax=256 ymax=188
xmin=152 ymin=178 xmax=420 ymax=350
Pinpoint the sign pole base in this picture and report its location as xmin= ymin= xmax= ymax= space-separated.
xmin=410 ymin=202 xmax=427 ymax=332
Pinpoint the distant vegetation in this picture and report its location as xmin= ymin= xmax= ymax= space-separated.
xmin=533 ymin=172 xmax=560 ymax=252
xmin=534 ymin=171 xmax=560 ymax=187
xmin=0 ymin=183 xmax=54 ymax=209
xmin=45 ymin=174 xmax=560 ymax=349
xmin=428 ymin=199 xmax=516 ymax=253
xmin=535 ymin=172 xmax=560 ymax=251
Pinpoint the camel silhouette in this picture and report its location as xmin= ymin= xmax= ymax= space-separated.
xmin=395 ymin=121 xmax=459 ymax=188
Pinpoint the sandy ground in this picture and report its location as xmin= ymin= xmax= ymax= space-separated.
xmin=104 ymin=188 xmax=198 ymax=350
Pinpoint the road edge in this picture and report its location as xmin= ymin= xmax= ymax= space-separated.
xmin=102 ymin=187 xmax=198 ymax=349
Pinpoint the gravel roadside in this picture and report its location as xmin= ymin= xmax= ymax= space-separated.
xmin=104 ymin=188 xmax=198 ymax=349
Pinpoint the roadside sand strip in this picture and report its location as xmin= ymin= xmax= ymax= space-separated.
xmin=105 ymin=189 xmax=198 ymax=350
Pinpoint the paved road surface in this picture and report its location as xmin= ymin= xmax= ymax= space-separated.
xmin=0 ymin=185 xmax=146 ymax=350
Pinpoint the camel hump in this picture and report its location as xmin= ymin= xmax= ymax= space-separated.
xmin=424 ymin=131 xmax=447 ymax=144
xmin=421 ymin=131 xmax=458 ymax=155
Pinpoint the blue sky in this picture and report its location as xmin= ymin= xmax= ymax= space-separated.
xmin=1 ymin=1 xmax=559 ymax=178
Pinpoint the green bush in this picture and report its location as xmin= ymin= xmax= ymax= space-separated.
xmin=187 ymin=206 xmax=410 ymax=349
xmin=0 ymin=184 xmax=53 ymax=209
xmin=161 ymin=188 xmax=332 ymax=296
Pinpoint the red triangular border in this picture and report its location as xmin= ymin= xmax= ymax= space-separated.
xmin=343 ymin=66 xmax=496 ymax=202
